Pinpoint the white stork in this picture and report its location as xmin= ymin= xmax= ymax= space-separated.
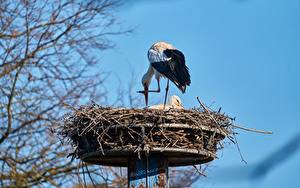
xmin=149 ymin=95 xmax=184 ymax=110
xmin=138 ymin=41 xmax=191 ymax=108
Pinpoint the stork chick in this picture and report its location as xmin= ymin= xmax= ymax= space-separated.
xmin=149 ymin=95 xmax=184 ymax=110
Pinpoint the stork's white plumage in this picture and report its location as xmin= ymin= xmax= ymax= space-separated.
xmin=138 ymin=42 xmax=191 ymax=108
xmin=149 ymin=95 xmax=184 ymax=110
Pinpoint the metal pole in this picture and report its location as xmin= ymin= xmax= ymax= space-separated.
xmin=128 ymin=156 xmax=168 ymax=188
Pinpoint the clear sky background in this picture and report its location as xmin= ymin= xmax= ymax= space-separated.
xmin=99 ymin=0 xmax=300 ymax=187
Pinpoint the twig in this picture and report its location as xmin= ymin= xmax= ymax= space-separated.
xmin=76 ymin=160 xmax=83 ymax=187
xmin=232 ymin=124 xmax=273 ymax=134
xmin=196 ymin=97 xmax=210 ymax=114
xmin=231 ymin=127 xmax=247 ymax=164
xmin=84 ymin=163 xmax=97 ymax=188
xmin=193 ymin=165 xmax=207 ymax=177
xmin=81 ymin=161 xmax=87 ymax=188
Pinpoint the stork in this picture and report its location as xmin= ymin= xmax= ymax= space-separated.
xmin=149 ymin=95 xmax=184 ymax=110
xmin=138 ymin=42 xmax=191 ymax=108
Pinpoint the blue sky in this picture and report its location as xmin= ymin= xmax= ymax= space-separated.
xmin=100 ymin=0 xmax=300 ymax=187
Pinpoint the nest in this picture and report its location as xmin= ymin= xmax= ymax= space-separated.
xmin=58 ymin=105 xmax=234 ymax=167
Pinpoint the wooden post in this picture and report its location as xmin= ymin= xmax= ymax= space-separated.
xmin=128 ymin=156 xmax=168 ymax=188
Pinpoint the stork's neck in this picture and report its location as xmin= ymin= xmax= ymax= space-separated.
xmin=142 ymin=66 xmax=154 ymax=88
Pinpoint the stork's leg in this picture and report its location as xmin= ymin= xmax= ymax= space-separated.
xmin=147 ymin=78 xmax=161 ymax=93
xmin=137 ymin=78 xmax=160 ymax=108
xmin=155 ymin=77 xmax=161 ymax=93
xmin=156 ymin=78 xmax=160 ymax=93
xmin=163 ymin=79 xmax=170 ymax=110
xmin=137 ymin=79 xmax=160 ymax=94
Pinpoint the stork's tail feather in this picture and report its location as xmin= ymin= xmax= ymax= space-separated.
xmin=180 ymin=85 xmax=186 ymax=93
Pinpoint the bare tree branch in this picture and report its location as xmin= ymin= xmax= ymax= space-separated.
xmin=0 ymin=0 xmax=129 ymax=186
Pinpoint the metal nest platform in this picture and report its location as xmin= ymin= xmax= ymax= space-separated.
xmin=59 ymin=105 xmax=233 ymax=167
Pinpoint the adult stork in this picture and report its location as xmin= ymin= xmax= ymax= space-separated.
xmin=138 ymin=41 xmax=191 ymax=108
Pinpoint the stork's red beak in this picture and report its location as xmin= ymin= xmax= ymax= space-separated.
xmin=143 ymin=84 xmax=149 ymax=108
xmin=144 ymin=90 xmax=148 ymax=108
xmin=137 ymin=86 xmax=149 ymax=108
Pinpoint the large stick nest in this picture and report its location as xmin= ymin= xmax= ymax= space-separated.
xmin=58 ymin=104 xmax=234 ymax=166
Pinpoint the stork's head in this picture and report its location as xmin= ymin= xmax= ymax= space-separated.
xmin=169 ymin=95 xmax=183 ymax=109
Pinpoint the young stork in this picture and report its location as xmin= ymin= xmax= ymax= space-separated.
xmin=149 ymin=95 xmax=184 ymax=110
xmin=138 ymin=42 xmax=191 ymax=108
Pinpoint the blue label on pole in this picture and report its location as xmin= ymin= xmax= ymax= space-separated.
xmin=128 ymin=157 xmax=168 ymax=188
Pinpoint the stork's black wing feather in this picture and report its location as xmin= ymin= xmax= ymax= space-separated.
xmin=151 ymin=49 xmax=191 ymax=93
